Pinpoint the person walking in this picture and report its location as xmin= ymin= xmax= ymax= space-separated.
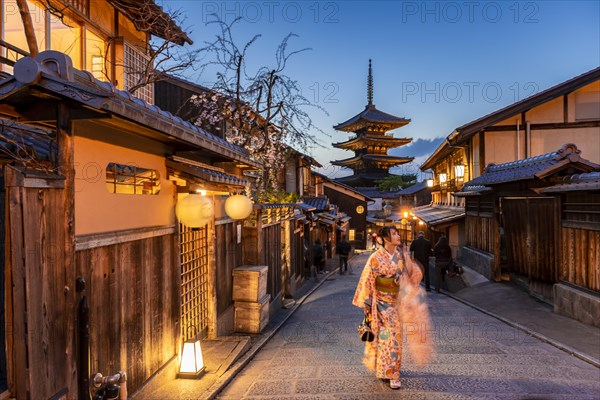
xmin=336 ymin=234 xmax=352 ymax=275
xmin=370 ymin=233 xmax=377 ymax=250
xmin=352 ymin=227 xmax=432 ymax=390
xmin=409 ymin=231 xmax=433 ymax=291
xmin=311 ymin=239 xmax=325 ymax=276
xmin=433 ymin=235 xmax=452 ymax=293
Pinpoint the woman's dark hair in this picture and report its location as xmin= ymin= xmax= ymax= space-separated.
xmin=435 ymin=235 xmax=449 ymax=247
xmin=377 ymin=227 xmax=397 ymax=244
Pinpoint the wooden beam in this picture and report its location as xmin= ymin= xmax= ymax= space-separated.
xmin=75 ymin=225 xmax=177 ymax=251
xmin=484 ymin=120 xmax=600 ymax=131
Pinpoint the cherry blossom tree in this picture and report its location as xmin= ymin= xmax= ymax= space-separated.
xmin=190 ymin=17 xmax=326 ymax=195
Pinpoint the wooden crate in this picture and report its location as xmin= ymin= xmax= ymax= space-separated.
xmin=234 ymin=294 xmax=270 ymax=334
xmin=232 ymin=265 xmax=268 ymax=302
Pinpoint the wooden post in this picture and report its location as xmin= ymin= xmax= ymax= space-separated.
xmin=57 ymin=103 xmax=77 ymax=398
xmin=206 ymin=218 xmax=218 ymax=339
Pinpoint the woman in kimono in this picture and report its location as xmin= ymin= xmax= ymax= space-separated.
xmin=352 ymin=227 xmax=432 ymax=389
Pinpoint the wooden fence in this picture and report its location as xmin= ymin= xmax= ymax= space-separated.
xmin=75 ymin=228 xmax=179 ymax=393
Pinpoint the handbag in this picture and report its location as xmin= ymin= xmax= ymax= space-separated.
xmin=357 ymin=314 xmax=375 ymax=342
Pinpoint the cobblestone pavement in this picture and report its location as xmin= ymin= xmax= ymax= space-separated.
xmin=217 ymin=253 xmax=600 ymax=399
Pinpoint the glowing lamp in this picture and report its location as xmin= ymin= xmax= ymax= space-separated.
xmin=426 ymin=179 xmax=434 ymax=187
xmin=176 ymin=194 xmax=214 ymax=228
xmin=224 ymin=194 xmax=254 ymax=220
xmin=419 ymin=220 xmax=425 ymax=226
xmin=403 ymin=211 xmax=409 ymax=218
xmin=178 ymin=338 xmax=205 ymax=379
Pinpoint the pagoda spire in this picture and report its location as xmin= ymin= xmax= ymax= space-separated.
xmin=367 ymin=59 xmax=373 ymax=106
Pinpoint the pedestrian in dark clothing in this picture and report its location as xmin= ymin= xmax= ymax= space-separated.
xmin=409 ymin=231 xmax=433 ymax=291
xmin=336 ymin=235 xmax=352 ymax=275
xmin=434 ymin=235 xmax=452 ymax=293
xmin=312 ymin=239 xmax=325 ymax=275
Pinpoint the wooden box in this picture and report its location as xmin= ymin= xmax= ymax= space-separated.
xmin=232 ymin=265 xmax=268 ymax=302
xmin=234 ymin=294 xmax=270 ymax=334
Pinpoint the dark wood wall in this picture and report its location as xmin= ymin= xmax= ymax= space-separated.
xmin=560 ymin=192 xmax=600 ymax=292
xmin=561 ymin=227 xmax=600 ymax=291
xmin=503 ymin=198 xmax=558 ymax=282
xmin=75 ymin=232 xmax=179 ymax=393
xmin=323 ymin=187 xmax=367 ymax=248
xmin=216 ymin=222 xmax=242 ymax=314
xmin=4 ymin=168 xmax=75 ymax=400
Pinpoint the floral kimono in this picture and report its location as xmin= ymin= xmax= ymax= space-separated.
xmin=352 ymin=247 xmax=432 ymax=380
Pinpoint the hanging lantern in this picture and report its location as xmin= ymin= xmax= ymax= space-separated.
xmin=175 ymin=194 xmax=214 ymax=228
xmin=224 ymin=194 xmax=253 ymax=220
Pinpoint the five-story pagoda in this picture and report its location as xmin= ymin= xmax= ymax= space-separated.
xmin=333 ymin=60 xmax=414 ymax=187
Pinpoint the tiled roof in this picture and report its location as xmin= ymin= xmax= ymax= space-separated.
xmin=398 ymin=181 xmax=429 ymax=195
xmin=334 ymin=104 xmax=410 ymax=132
xmin=354 ymin=186 xmax=402 ymax=199
xmin=302 ymin=196 xmax=329 ymax=211
xmin=466 ymin=152 xmax=557 ymax=186
xmin=0 ymin=52 xmax=259 ymax=168
xmin=411 ymin=204 xmax=465 ymax=226
xmin=295 ymin=203 xmax=316 ymax=212
xmin=453 ymin=185 xmax=492 ymax=197
xmin=536 ymin=171 xmax=600 ymax=193
xmin=0 ymin=120 xmax=55 ymax=162
xmin=166 ymin=158 xmax=249 ymax=187
xmin=463 ymin=144 xmax=599 ymax=187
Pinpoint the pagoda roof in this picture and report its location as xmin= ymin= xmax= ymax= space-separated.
xmin=332 ymin=154 xmax=414 ymax=168
xmin=334 ymin=173 xmax=392 ymax=187
xmin=333 ymin=134 xmax=412 ymax=150
xmin=334 ymin=104 xmax=410 ymax=132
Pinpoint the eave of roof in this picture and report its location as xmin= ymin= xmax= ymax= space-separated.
xmin=315 ymin=173 xmax=374 ymax=201
xmin=411 ymin=204 xmax=465 ymax=226
xmin=333 ymin=104 xmax=410 ymax=132
xmin=0 ymin=52 xmax=260 ymax=169
xmin=449 ymin=66 xmax=600 ymax=146
xmin=107 ymin=0 xmax=193 ymax=45
xmin=332 ymin=154 xmax=414 ymax=167
xmin=166 ymin=158 xmax=249 ymax=188
xmin=535 ymin=171 xmax=600 ymax=193
xmin=462 ymin=144 xmax=599 ymax=187
xmin=332 ymin=134 xmax=412 ymax=149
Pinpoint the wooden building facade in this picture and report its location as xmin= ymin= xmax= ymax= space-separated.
xmin=456 ymin=144 xmax=600 ymax=325
xmin=0 ymin=51 xmax=258 ymax=398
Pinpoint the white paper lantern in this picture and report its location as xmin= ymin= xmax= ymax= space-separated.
xmin=176 ymin=194 xmax=214 ymax=228
xmin=224 ymin=194 xmax=253 ymax=220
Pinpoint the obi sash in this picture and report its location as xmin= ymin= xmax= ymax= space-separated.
xmin=375 ymin=276 xmax=399 ymax=293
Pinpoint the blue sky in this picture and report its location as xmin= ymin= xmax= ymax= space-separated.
xmin=160 ymin=0 xmax=600 ymax=179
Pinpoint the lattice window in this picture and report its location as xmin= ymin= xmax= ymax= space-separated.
xmin=180 ymin=224 xmax=210 ymax=340
xmin=123 ymin=42 xmax=154 ymax=104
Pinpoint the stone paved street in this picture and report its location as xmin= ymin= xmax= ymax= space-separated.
xmin=217 ymin=253 xmax=600 ymax=399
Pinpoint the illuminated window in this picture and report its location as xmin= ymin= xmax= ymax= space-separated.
xmin=50 ymin=13 xmax=82 ymax=68
xmin=1 ymin=0 xmax=46 ymax=72
xmin=105 ymin=162 xmax=160 ymax=195
xmin=348 ymin=229 xmax=355 ymax=241
xmin=86 ymin=29 xmax=107 ymax=81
